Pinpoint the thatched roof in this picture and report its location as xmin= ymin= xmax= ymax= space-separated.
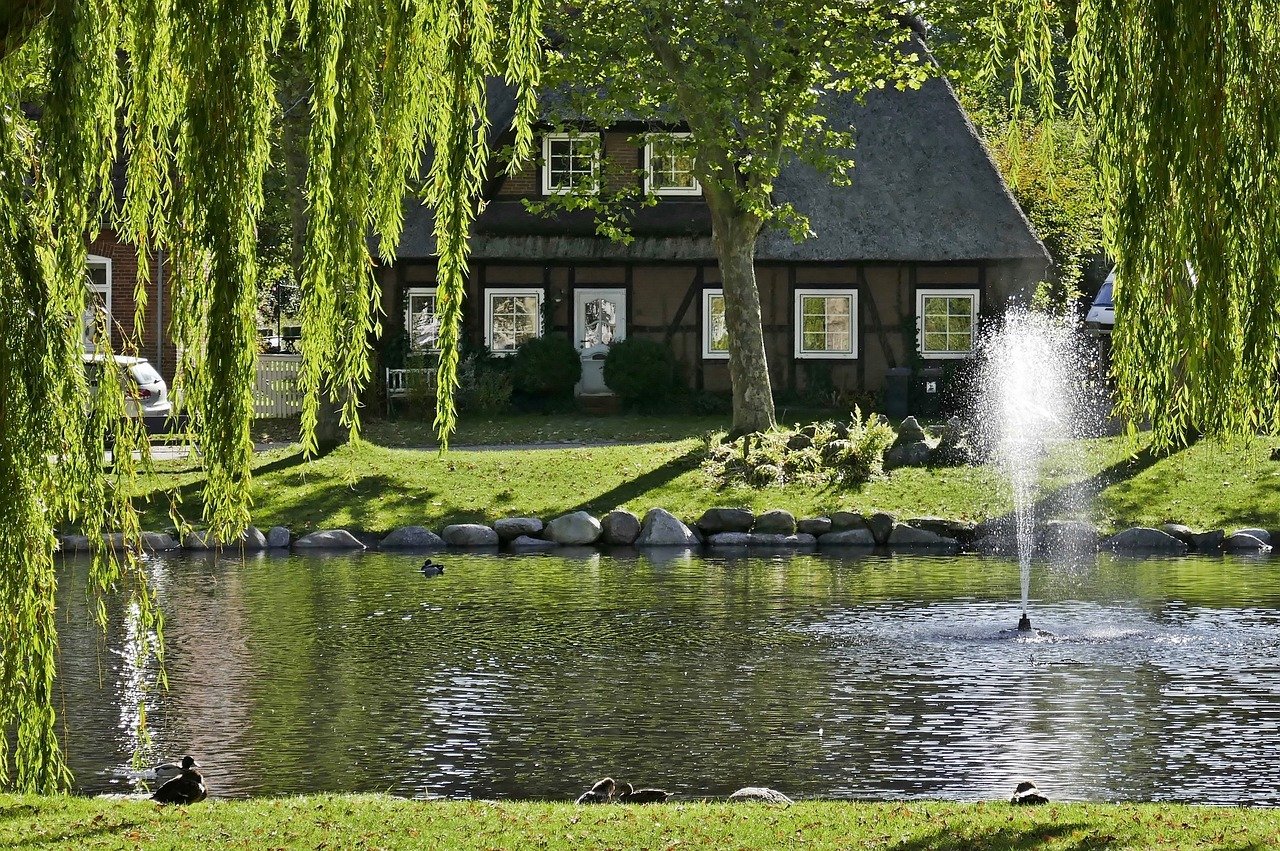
xmin=393 ymin=53 xmax=1047 ymax=265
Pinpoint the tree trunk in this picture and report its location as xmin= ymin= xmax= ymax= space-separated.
xmin=712 ymin=213 xmax=776 ymax=435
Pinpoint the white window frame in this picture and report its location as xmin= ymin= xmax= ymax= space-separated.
xmin=644 ymin=132 xmax=701 ymax=196
xmin=85 ymin=253 xmax=112 ymax=346
xmin=541 ymin=132 xmax=601 ymax=196
xmin=701 ymin=289 xmax=730 ymax=360
xmin=793 ymin=288 xmax=858 ymax=360
xmin=916 ymin=288 xmax=980 ymax=359
xmin=484 ymin=287 xmax=544 ymax=356
xmin=405 ymin=286 xmax=440 ymax=352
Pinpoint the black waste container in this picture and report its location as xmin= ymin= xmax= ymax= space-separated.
xmin=884 ymin=367 xmax=911 ymax=419
xmin=911 ymin=366 xmax=945 ymax=420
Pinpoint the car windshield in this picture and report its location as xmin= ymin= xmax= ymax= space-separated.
xmin=130 ymin=362 xmax=162 ymax=385
xmin=1093 ymin=278 xmax=1114 ymax=308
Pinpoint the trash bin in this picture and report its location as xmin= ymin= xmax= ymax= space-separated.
xmin=911 ymin=367 xmax=944 ymax=420
xmin=884 ymin=367 xmax=911 ymax=419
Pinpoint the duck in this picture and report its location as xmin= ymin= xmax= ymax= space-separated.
xmin=420 ymin=558 xmax=445 ymax=577
xmin=1010 ymin=780 xmax=1050 ymax=806
xmin=727 ymin=786 xmax=793 ymax=804
xmin=575 ymin=777 xmax=615 ymax=804
xmin=615 ymin=782 xmax=675 ymax=804
xmin=151 ymin=758 xmax=188 ymax=786
xmin=151 ymin=755 xmax=207 ymax=805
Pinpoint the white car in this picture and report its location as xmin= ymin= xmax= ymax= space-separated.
xmin=82 ymin=353 xmax=172 ymax=419
xmin=1085 ymin=268 xmax=1115 ymax=335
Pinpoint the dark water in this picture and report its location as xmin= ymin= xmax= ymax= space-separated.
xmin=54 ymin=549 xmax=1280 ymax=804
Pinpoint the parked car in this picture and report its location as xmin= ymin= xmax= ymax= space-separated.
xmin=82 ymin=353 xmax=172 ymax=420
xmin=1085 ymin=268 xmax=1115 ymax=335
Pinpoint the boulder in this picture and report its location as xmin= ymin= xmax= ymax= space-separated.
xmin=184 ymin=527 xmax=268 ymax=551
xmin=545 ymin=511 xmax=603 ymax=545
xmin=930 ymin=415 xmax=972 ymax=465
xmin=797 ymin=517 xmax=833 ymax=537
xmin=707 ymin=532 xmax=752 ymax=547
xmin=696 ymin=507 xmax=755 ymax=533
xmin=635 ymin=508 xmax=698 ymax=547
xmin=141 ymin=532 xmax=181 ymax=552
xmin=1101 ymin=527 xmax=1188 ymax=553
xmin=753 ymin=509 xmax=796 ymax=535
xmin=1187 ymin=530 xmax=1225 ymax=552
xmin=970 ymin=534 xmax=1011 ymax=555
xmin=509 ymin=535 xmax=559 ymax=550
xmin=830 ymin=511 xmax=868 ymax=533
xmin=600 ymin=510 xmax=642 ymax=545
xmin=748 ymin=533 xmax=817 ymax=548
xmin=907 ymin=517 xmax=978 ymax=544
xmin=728 ymin=787 xmax=793 ymax=805
xmin=1160 ymin=523 xmax=1195 ymax=544
xmin=57 ymin=534 xmax=91 ymax=553
xmin=818 ymin=528 xmax=876 ymax=547
xmin=493 ymin=517 xmax=544 ymax=541
xmin=294 ymin=529 xmax=366 ymax=549
xmin=380 ymin=526 xmax=446 ymax=549
xmin=884 ymin=441 xmax=931 ymax=470
xmin=441 ymin=524 xmax=499 ymax=547
xmin=1037 ymin=520 xmax=1100 ymax=555
xmin=1231 ymin=527 xmax=1271 ymax=545
xmin=786 ymin=432 xmax=814 ymax=451
xmin=867 ymin=512 xmax=896 ymax=545
xmin=895 ymin=415 xmax=927 ymax=444
xmin=266 ymin=526 xmax=291 ymax=548
xmin=1223 ymin=532 xmax=1271 ymax=552
xmin=887 ymin=523 xmax=959 ymax=548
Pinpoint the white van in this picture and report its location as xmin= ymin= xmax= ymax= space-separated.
xmin=1085 ymin=268 xmax=1115 ymax=335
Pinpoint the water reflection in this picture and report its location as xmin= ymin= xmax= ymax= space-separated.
xmin=54 ymin=550 xmax=1280 ymax=804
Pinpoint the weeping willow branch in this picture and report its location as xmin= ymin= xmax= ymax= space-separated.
xmin=1001 ymin=1 xmax=1280 ymax=446
xmin=0 ymin=0 xmax=542 ymax=791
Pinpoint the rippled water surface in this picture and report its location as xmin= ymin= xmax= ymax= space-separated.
xmin=55 ymin=550 xmax=1280 ymax=803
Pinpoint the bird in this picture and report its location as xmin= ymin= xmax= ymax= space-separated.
xmin=151 ymin=755 xmax=207 ymax=805
xmin=151 ymin=758 xmax=187 ymax=786
xmin=420 ymin=558 xmax=445 ymax=577
xmin=575 ymin=777 xmax=615 ymax=804
xmin=1010 ymin=780 xmax=1050 ymax=806
xmin=615 ymin=782 xmax=675 ymax=804
xmin=727 ymin=786 xmax=793 ymax=804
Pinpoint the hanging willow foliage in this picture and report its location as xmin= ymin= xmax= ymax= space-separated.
xmin=997 ymin=1 xmax=1280 ymax=446
xmin=0 ymin=0 xmax=541 ymax=791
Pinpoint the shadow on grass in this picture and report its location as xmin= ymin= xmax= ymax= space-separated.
xmin=7 ymin=819 xmax=145 ymax=849
xmin=893 ymin=822 xmax=1112 ymax=851
xmin=569 ymin=446 xmax=707 ymax=516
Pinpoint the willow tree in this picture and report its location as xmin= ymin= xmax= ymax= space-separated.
xmin=998 ymin=1 xmax=1280 ymax=445
xmin=546 ymin=1 xmax=928 ymax=435
xmin=0 ymin=0 xmax=540 ymax=791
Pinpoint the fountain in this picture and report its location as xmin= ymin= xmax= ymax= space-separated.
xmin=978 ymin=309 xmax=1089 ymax=634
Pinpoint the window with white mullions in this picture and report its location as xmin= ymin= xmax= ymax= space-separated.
xmin=83 ymin=254 xmax=112 ymax=349
xmin=485 ymin=288 xmax=544 ymax=355
xmin=645 ymin=133 xmax=700 ymax=196
xmin=405 ymin=287 xmax=440 ymax=351
xmin=794 ymin=289 xmax=857 ymax=359
xmin=702 ymin=289 xmax=730 ymax=359
xmin=542 ymin=133 xmax=601 ymax=195
xmin=917 ymin=288 xmax=979 ymax=358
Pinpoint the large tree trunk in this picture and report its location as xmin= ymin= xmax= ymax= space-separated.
xmin=712 ymin=212 xmax=776 ymax=435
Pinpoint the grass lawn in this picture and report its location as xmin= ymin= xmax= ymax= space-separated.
xmin=127 ymin=414 xmax=1280 ymax=535
xmin=3 ymin=795 xmax=1279 ymax=850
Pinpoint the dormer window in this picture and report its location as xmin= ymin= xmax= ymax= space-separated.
xmin=542 ymin=132 xmax=600 ymax=195
xmin=645 ymin=133 xmax=700 ymax=196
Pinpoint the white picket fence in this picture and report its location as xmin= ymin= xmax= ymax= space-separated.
xmin=254 ymin=354 xmax=304 ymax=418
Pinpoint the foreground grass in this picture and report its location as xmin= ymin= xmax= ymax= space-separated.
xmin=3 ymin=795 xmax=1278 ymax=850
xmin=129 ymin=414 xmax=1280 ymax=534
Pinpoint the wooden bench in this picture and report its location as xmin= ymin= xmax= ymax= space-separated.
xmin=385 ymin=367 xmax=437 ymax=417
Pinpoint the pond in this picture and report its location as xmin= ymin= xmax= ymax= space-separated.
xmin=55 ymin=549 xmax=1280 ymax=804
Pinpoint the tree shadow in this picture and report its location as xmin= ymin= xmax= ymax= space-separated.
xmin=569 ymin=446 xmax=706 ymax=515
xmin=891 ymin=822 xmax=1115 ymax=851
xmin=6 ymin=818 xmax=145 ymax=849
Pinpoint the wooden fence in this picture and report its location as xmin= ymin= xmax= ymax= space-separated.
xmin=254 ymin=354 xmax=304 ymax=418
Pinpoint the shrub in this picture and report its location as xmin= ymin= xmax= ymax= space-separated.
xmin=457 ymin=356 xmax=514 ymax=414
xmin=603 ymin=337 xmax=682 ymax=407
xmin=511 ymin=333 xmax=582 ymax=398
xmin=701 ymin=408 xmax=895 ymax=489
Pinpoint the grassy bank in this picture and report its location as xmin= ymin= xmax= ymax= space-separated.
xmin=4 ymin=795 xmax=1279 ymax=850
xmin=129 ymin=415 xmax=1280 ymax=535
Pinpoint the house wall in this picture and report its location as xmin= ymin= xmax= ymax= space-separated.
xmin=88 ymin=228 xmax=178 ymax=381
xmin=380 ymin=258 xmax=1005 ymax=402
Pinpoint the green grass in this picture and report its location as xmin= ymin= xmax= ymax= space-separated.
xmin=3 ymin=795 xmax=1278 ymax=849
xmin=127 ymin=414 xmax=1280 ymax=535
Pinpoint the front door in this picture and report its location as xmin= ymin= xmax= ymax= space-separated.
xmin=573 ymin=288 xmax=627 ymax=395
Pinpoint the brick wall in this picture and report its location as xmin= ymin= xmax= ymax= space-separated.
xmin=88 ymin=229 xmax=178 ymax=381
